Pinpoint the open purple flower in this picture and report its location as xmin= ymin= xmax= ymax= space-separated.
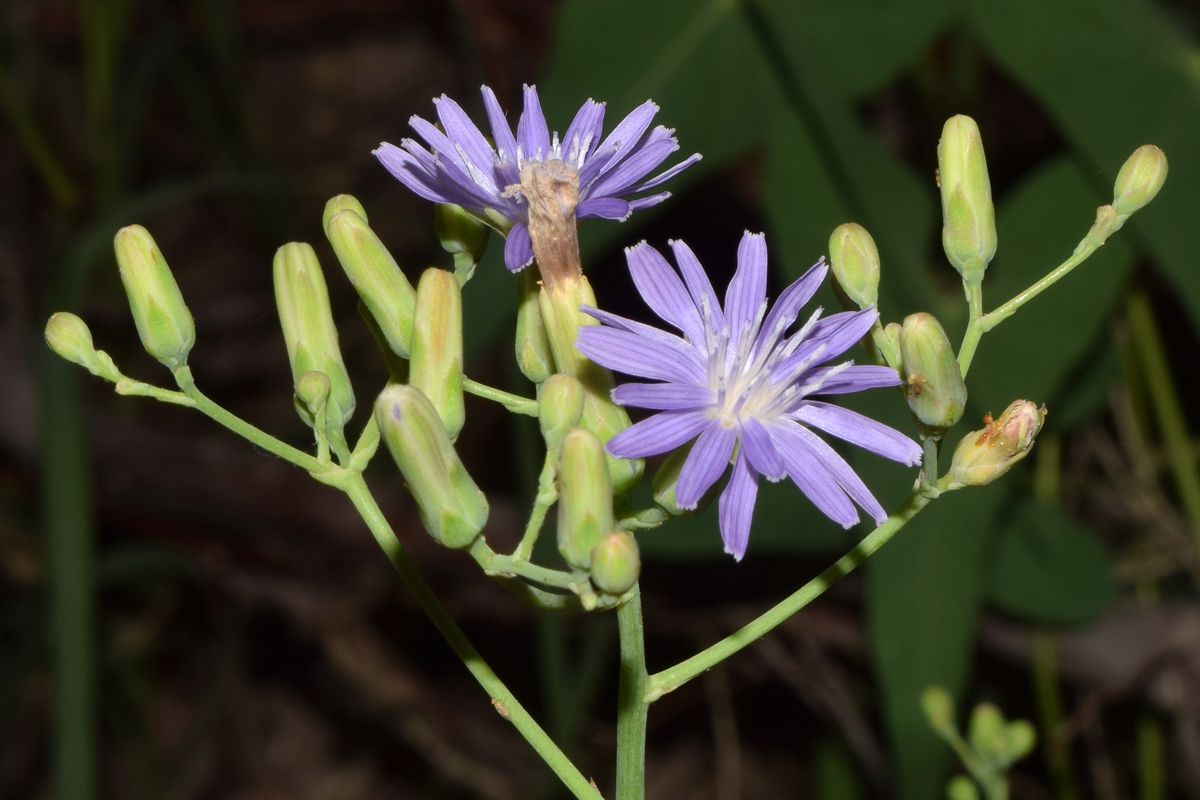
xmin=575 ymin=233 xmax=922 ymax=560
xmin=374 ymin=85 xmax=700 ymax=273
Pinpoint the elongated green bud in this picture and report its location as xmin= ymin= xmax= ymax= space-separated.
xmin=828 ymin=223 xmax=880 ymax=309
xmin=324 ymin=205 xmax=415 ymax=358
xmin=436 ymin=203 xmax=490 ymax=262
xmin=540 ymin=276 xmax=643 ymax=494
xmin=45 ymin=312 xmax=121 ymax=382
xmin=1112 ymin=145 xmax=1167 ymax=217
xmin=945 ymin=400 xmax=1046 ymax=490
xmin=653 ymin=442 xmax=717 ymax=515
xmin=375 ymin=384 xmax=488 ymax=548
xmin=900 ymin=312 xmax=966 ymax=434
xmin=516 ymin=268 xmax=554 ymax=383
xmin=921 ymin=686 xmax=956 ymax=737
xmin=295 ymin=370 xmax=331 ymax=425
xmin=557 ymin=427 xmax=613 ymax=569
xmin=273 ymin=242 xmax=355 ymax=428
xmin=590 ymin=530 xmax=640 ymax=595
xmin=409 ymin=268 xmax=464 ymax=439
xmin=322 ymin=194 xmax=368 ymax=229
xmin=538 ymin=374 xmax=584 ymax=448
xmin=114 ymin=225 xmax=195 ymax=370
xmin=938 ymin=115 xmax=996 ymax=282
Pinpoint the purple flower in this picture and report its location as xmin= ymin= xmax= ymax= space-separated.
xmin=373 ymin=85 xmax=701 ymax=273
xmin=575 ymin=233 xmax=922 ymax=560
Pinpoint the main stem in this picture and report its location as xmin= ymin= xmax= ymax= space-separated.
xmin=615 ymin=590 xmax=648 ymax=800
xmin=342 ymin=475 xmax=602 ymax=800
xmin=646 ymin=490 xmax=932 ymax=701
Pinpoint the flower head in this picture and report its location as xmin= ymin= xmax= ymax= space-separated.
xmin=374 ymin=85 xmax=701 ymax=273
xmin=575 ymin=233 xmax=922 ymax=560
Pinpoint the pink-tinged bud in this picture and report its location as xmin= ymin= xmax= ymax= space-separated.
xmin=590 ymin=530 xmax=640 ymax=595
xmin=945 ymin=400 xmax=1046 ymax=489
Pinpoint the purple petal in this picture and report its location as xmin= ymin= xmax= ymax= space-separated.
xmin=504 ymin=223 xmax=534 ymax=272
xmin=606 ymin=410 xmax=711 ymax=459
xmin=627 ymin=192 xmax=672 ymax=211
xmin=725 ymin=232 xmax=769 ymax=350
xmin=631 ymin=152 xmax=702 ymax=193
xmin=792 ymin=401 xmax=922 ymax=466
xmin=409 ymin=116 xmax=467 ymax=169
xmin=587 ymin=134 xmax=679 ymax=199
xmin=562 ymin=100 xmax=606 ymax=163
xmin=517 ymin=84 xmax=551 ymax=159
xmin=739 ymin=415 xmax=785 ymax=481
xmin=576 ymin=196 xmax=631 ymax=221
xmin=719 ymin=452 xmax=759 ymax=561
xmin=676 ymin=419 xmax=738 ymax=508
xmin=775 ymin=420 xmax=886 ymax=524
xmin=670 ymin=239 xmax=724 ymax=332
xmin=575 ymin=325 xmax=706 ymax=384
xmin=625 ymin=242 xmax=706 ymax=344
xmin=374 ymin=143 xmax=458 ymax=205
xmin=481 ymin=85 xmax=521 ymax=185
xmin=592 ymin=100 xmax=659 ymax=164
xmin=806 ymin=364 xmax=902 ymax=395
xmin=578 ymin=143 xmax=621 ymax=188
xmin=756 ymin=259 xmax=828 ymax=356
xmin=434 ymin=95 xmax=498 ymax=186
xmin=777 ymin=307 xmax=878 ymax=377
xmin=611 ymin=382 xmax=715 ymax=410
xmin=768 ymin=422 xmax=859 ymax=528
xmin=579 ymin=306 xmax=706 ymax=377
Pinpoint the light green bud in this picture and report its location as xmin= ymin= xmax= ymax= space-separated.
xmin=653 ymin=442 xmax=718 ymax=516
xmin=921 ymin=686 xmax=956 ymax=737
xmin=938 ymin=115 xmax=996 ymax=282
xmin=322 ymin=194 xmax=368 ymax=229
xmin=1001 ymin=720 xmax=1036 ymax=765
xmin=325 ymin=206 xmax=415 ymax=358
xmin=375 ymin=384 xmax=488 ymax=549
xmin=273 ymin=242 xmax=355 ymax=429
xmin=295 ymin=370 xmax=331 ymax=425
xmin=967 ymin=703 xmax=1006 ymax=762
xmin=114 ymin=225 xmax=195 ymax=370
xmin=828 ymin=222 xmax=880 ymax=309
xmin=557 ymin=427 xmax=614 ymax=570
xmin=946 ymin=776 xmax=980 ymax=800
xmin=516 ymin=268 xmax=554 ymax=384
xmin=900 ymin=312 xmax=966 ymax=434
xmin=409 ymin=268 xmax=464 ymax=439
xmin=539 ymin=276 xmax=643 ymax=494
xmin=44 ymin=312 xmax=120 ymax=382
xmin=436 ymin=203 xmax=490 ymax=262
xmin=1112 ymin=144 xmax=1167 ymax=217
xmin=945 ymin=400 xmax=1046 ymax=490
xmin=590 ymin=530 xmax=640 ymax=595
xmin=538 ymin=374 xmax=584 ymax=448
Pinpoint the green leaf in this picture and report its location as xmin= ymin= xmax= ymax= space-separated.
xmin=987 ymin=502 xmax=1115 ymax=625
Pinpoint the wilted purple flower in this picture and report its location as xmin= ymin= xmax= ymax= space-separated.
xmin=373 ymin=85 xmax=700 ymax=273
xmin=575 ymin=233 xmax=922 ymax=560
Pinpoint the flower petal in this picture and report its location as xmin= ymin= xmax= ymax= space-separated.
xmin=576 ymin=196 xmax=631 ymax=221
xmin=373 ymin=143 xmax=459 ymax=205
xmin=606 ymin=410 xmax=711 ymax=458
xmin=575 ymin=325 xmax=706 ymax=384
xmin=517 ymin=84 xmax=551 ymax=159
xmin=806 ymin=364 xmax=902 ymax=395
xmin=669 ymin=239 xmax=724 ymax=332
xmin=719 ymin=452 xmax=759 ymax=561
xmin=562 ymin=99 xmax=606 ymax=164
xmin=631 ymin=152 xmax=702 ymax=193
xmin=611 ymin=382 xmax=715 ymax=410
xmin=504 ymin=223 xmax=534 ymax=272
xmin=756 ymin=258 xmax=827 ymax=356
xmin=792 ymin=401 xmax=922 ymax=465
xmin=625 ymin=242 xmax=706 ymax=344
xmin=481 ymin=85 xmax=521 ymax=185
xmin=768 ymin=422 xmax=859 ymax=528
xmin=775 ymin=420 xmax=886 ymax=524
xmin=579 ymin=306 xmax=706 ymax=378
xmin=676 ymin=419 xmax=738 ymax=508
xmin=435 ymin=95 xmax=498 ymax=186
xmin=726 ymin=232 xmax=769 ymax=351
xmin=587 ymin=133 xmax=679 ymax=199
xmin=739 ymin=415 xmax=786 ymax=481
xmin=592 ymin=100 xmax=659 ymax=165
xmin=776 ymin=307 xmax=878 ymax=377
xmin=627 ymin=192 xmax=672 ymax=211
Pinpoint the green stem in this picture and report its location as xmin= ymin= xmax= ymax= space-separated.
xmin=464 ymin=377 xmax=538 ymax=416
xmin=174 ymin=367 xmax=327 ymax=473
xmin=646 ymin=490 xmax=932 ymax=701
xmin=957 ymin=279 xmax=985 ymax=378
xmin=615 ymin=590 xmax=648 ymax=800
xmin=514 ymin=445 xmax=559 ymax=561
xmin=1127 ymin=292 xmax=1200 ymax=548
xmin=469 ymin=538 xmax=578 ymax=592
xmin=342 ymin=476 xmax=602 ymax=800
xmin=922 ymin=436 xmax=940 ymax=485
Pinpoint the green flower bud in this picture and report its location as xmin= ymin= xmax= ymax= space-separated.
xmin=921 ymin=686 xmax=956 ymax=737
xmin=557 ymin=427 xmax=614 ymax=570
xmin=968 ymin=703 xmax=1006 ymax=761
xmin=938 ymin=115 xmax=996 ymax=282
xmin=590 ymin=530 xmax=640 ymax=595
xmin=1000 ymin=720 xmax=1036 ymax=765
xmin=538 ymin=374 xmax=584 ymax=448
xmin=325 ymin=207 xmax=415 ymax=358
xmin=1112 ymin=145 xmax=1167 ymax=217
xmin=409 ymin=268 xmax=464 ymax=439
xmin=436 ymin=203 xmax=490 ymax=262
xmin=828 ymin=222 xmax=880 ymax=309
xmin=114 ymin=225 xmax=195 ymax=370
xmin=44 ymin=312 xmax=120 ymax=382
xmin=946 ymin=776 xmax=980 ymax=800
xmin=375 ymin=384 xmax=488 ymax=549
xmin=273 ymin=242 xmax=355 ymax=429
xmin=945 ymin=400 xmax=1046 ymax=490
xmin=653 ymin=441 xmax=718 ymax=516
xmin=900 ymin=312 xmax=967 ymax=434
xmin=539 ymin=276 xmax=643 ymax=494
xmin=295 ymin=369 xmax=331 ymax=424
xmin=516 ymin=268 xmax=554 ymax=384
xmin=322 ymin=194 xmax=368 ymax=229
